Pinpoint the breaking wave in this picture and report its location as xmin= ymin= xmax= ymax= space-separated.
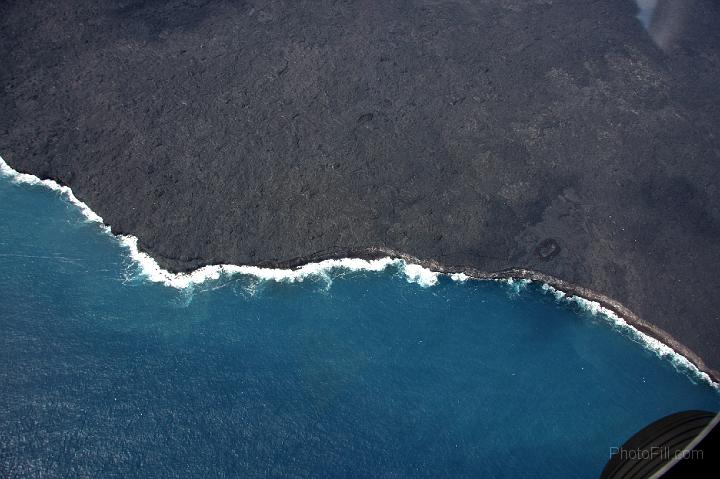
xmin=1 ymin=154 xmax=717 ymax=389
xmin=539 ymin=283 xmax=718 ymax=390
xmin=0 ymin=155 xmax=437 ymax=290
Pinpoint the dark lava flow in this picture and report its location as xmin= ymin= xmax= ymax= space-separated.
xmin=2 ymin=0 xmax=720 ymax=376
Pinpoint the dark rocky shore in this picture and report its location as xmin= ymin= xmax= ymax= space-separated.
xmin=2 ymin=1 xmax=720 ymax=379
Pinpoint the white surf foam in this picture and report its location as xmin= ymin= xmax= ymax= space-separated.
xmin=541 ymin=282 xmax=566 ymax=299
xmin=503 ymin=277 xmax=531 ymax=294
xmin=403 ymin=263 xmax=439 ymax=287
xmin=2 ymin=154 xmax=717 ymax=389
xmin=0 ymin=155 xmax=424 ymax=289
xmin=450 ymin=272 xmax=469 ymax=282
xmin=0 ymin=158 xmax=106 ymax=225
xmin=540 ymin=282 xmax=719 ymax=390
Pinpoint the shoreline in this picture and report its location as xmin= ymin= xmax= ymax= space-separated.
xmin=2 ymin=155 xmax=718 ymax=387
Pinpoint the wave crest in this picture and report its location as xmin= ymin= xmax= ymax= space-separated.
xmin=2 ymin=154 xmax=717 ymax=389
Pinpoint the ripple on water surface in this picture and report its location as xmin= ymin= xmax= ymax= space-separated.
xmin=0 ymin=163 xmax=718 ymax=478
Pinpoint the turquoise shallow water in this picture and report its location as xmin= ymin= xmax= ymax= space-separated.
xmin=0 ymin=174 xmax=718 ymax=478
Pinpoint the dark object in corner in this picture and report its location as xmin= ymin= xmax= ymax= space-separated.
xmin=601 ymin=410 xmax=719 ymax=478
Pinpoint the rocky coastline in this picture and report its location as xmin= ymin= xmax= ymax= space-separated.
xmin=2 ymin=1 xmax=720 ymax=381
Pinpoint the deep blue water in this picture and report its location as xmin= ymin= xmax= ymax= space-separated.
xmin=1 ymin=174 xmax=718 ymax=479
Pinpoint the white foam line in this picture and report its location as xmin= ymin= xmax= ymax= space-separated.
xmin=540 ymin=283 xmax=719 ymax=390
xmin=2 ymin=154 xmax=717 ymax=389
xmin=501 ymin=277 xmax=531 ymax=294
xmin=0 ymin=157 xmax=105 ymax=225
xmin=119 ymin=234 xmax=402 ymax=289
xmin=450 ymin=272 xmax=469 ymax=282
xmin=0 ymin=155 xmax=433 ymax=289
xmin=403 ymin=263 xmax=439 ymax=287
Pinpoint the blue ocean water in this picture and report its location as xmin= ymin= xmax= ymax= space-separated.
xmin=0 ymin=174 xmax=718 ymax=479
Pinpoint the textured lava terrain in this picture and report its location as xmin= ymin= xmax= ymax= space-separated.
xmin=2 ymin=0 xmax=720 ymax=374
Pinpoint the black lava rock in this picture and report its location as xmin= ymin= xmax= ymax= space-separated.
xmin=2 ymin=0 xmax=720 ymax=377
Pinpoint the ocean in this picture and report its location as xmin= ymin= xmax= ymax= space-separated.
xmin=1 ymin=161 xmax=718 ymax=478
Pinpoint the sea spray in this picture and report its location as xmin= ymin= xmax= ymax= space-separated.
xmin=539 ymin=282 xmax=718 ymax=390
xmin=1 ymin=154 xmax=717 ymax=390
xmin=1 ymin=155 xmax=413 ymax=289
xmin=2 ymin=161 xmax=720 ymax=477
